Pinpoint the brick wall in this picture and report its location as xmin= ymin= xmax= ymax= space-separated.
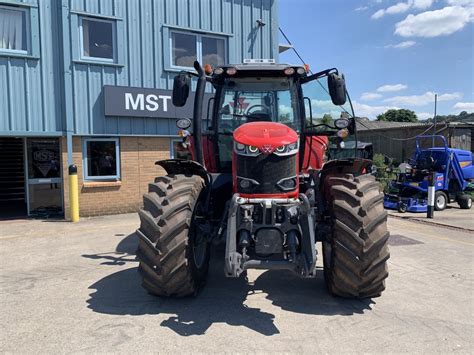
xmin=61 ymin=136 xmax=169 ymax=218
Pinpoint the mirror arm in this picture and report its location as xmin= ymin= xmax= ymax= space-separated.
xmin=303 ymin=68 xmax=338 ymax=83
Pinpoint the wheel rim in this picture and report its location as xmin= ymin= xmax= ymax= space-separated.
xmin=436 ymin=194 xmax=446 ymax=209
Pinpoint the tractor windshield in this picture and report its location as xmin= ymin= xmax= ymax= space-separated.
xmin=216 ymin=77 xmax=300 ymax=134
xmin=301 ymin=76 xmax=355 ymax=135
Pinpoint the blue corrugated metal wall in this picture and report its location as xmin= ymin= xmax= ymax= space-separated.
xmin=0 ymin=0 xmax=278 ymax=137
xmin=0 ymin=0 xmax=63 ymax=136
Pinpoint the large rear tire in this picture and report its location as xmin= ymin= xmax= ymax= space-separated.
xmin=457 ymin=194 xmax=472 ymax=209
xmin=136 ymin=174 xmax=210 ymax=297
xmin=323 ymin=174 xmax=390 ymax=298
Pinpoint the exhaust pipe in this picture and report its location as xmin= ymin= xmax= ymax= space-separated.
xmin=192 ymin=61 xmax=205 ymax=166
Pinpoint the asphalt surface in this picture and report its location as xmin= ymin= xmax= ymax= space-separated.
xmin=1 ymin=212 xmax=473 ymax=353
xmin=387 ymin=205 xmax=474 ymax=231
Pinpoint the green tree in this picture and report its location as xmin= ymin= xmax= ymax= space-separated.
xmin=321 ymin=113 xmax=333 ymax=125
xmin=376 ymin=109 xmax=418 ymax=122
xmin=373 ymin=153 xmax=397 ymax=193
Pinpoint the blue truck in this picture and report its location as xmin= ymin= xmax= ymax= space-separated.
xmin=384 ymin=135 xmax=473 ymax=212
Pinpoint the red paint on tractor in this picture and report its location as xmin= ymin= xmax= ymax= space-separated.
xmin=302 ymin=136 xmax=329 ymax=172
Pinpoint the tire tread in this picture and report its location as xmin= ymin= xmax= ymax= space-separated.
xmin=324 ymin=174 xmax=390 ymax=298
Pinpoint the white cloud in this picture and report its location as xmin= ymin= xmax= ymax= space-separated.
xmin=417 ymin=112 xmax=433 ymax=120
xmin=376 ymin=84 xmax=408 ymax=92
xmin=386 ymin=2 xmax=412 ymax=15
xmin=360 ymin=92 xmax=383 ymax=101
xmin=383 ymin=91 xmax=463 ymax=106
xmin=372 ymin=9 xmax=386 ymax=19
xmin=355 ymin=6 xmax=369 ymax=11
xmin=371 ymin=0 xmax=435 ymax=19
xmin=384 ymin=40 xmax=416 ymax=48
xmin=353 ymin=101 xmax=400 ymax=119
xmin=446 ymin=0 xmax=473 ymax=6
xmin=413 ymin=0 xmax=435 ymax=10
xmin=310 ymin=100 xmax=349 ymax=119
xmin=279 ymin=104 xmax=292 ymax=115
xmin=311 ymin=99 xmax=334 ymax=110
xmin=395 ymin=6 xmax=472 ymax=37
xmin=453 ymin=102 xmax=474 ymax=111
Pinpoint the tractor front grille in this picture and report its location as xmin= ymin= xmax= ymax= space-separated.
xmin=235 ymin=153 xmax=297 ymax=195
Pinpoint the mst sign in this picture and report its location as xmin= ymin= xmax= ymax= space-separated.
xmin=104 ymin=85 xmax=212 ymax=119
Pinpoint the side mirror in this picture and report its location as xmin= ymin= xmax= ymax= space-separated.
xmin=328 ymin=73 xmax=347 ymax=106
xmin=172 ymin=73 xmax=191 ymax=107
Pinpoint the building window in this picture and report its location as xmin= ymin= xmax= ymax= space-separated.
xmin=171 ymin=30 xmax=226 ymax=69
xmin=83 ymin=138 xmax=120 ymax=180
xmin=0 ymin=6 xmax=29 ymax=54
xmin=81 ymin=17 xmax=115 ymax=61
xmin=202 ymin=36 xmax=225 ymax=67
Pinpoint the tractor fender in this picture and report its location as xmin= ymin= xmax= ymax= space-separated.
xmin=320 ymin=158 xmax=372 ymax=179
xmin=156 ymin=159 xmax=211 ymax=186
xmin=318 ymin=158 xmax=373 ymax=203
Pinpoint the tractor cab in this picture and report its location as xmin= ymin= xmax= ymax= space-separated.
xmin=175 ymin=60 xmax=359 ymax=174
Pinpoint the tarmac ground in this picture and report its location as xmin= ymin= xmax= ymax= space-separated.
xmin=0 ymin=210 xmax=473 ymax=353
xmin=387 ymin=204 xmax=474 ymax=231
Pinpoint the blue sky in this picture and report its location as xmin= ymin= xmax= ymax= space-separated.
xmin=278 ymin=0 xmax=473 ymax=119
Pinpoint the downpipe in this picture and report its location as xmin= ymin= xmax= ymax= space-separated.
xmin=192 ymin=61 xmax=205 ymax=166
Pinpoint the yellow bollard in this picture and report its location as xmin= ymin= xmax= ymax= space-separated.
xmin=68 ymin=164 xmax=80 ymax=222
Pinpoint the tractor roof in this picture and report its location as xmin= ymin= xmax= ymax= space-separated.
xmin=225 ymin=63 xmax=302 ymax=71
xmin=214 ymin=63 xmax=306 ymax=78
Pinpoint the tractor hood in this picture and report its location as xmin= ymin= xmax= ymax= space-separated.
xmin=233 ymin=122 xmax=298 ymax=153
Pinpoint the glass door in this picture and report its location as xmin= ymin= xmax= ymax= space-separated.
xmin=26 ymin=138 xmax=63 ymax=217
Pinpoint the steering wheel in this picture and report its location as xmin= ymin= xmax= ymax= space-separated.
xmin=246 ymin=104 xmax=270 ymax=117
xmin=416 ymin=156 xmax=435 ymax=171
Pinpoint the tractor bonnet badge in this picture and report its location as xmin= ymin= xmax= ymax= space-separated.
xmin=261 ymin=144 xmax=273 ymax=154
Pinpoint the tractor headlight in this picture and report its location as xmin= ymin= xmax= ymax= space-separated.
xmin=236 ymin=142 xmax=246 ymax=152
xmin=273 ymin=141 xmax=299 ymax=156
xmin=276 ymin=176 xmax=298 ymax=191
xmin=248 ymin=145 xmax=259 ymax=154
xmin=234 ymin=142 xmax=261 ymax=156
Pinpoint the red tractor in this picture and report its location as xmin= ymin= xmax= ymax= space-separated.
xmin=136 ymin=60 xmax=389 ymax=298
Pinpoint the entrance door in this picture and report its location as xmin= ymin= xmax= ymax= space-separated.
xmin=0 ymin=137 xmax=26 ymax=218
xmin=26 ymin=138 xmax=63 ymax=217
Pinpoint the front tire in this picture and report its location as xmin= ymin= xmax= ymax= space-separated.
xmin=434 ymin=191 xmax=448 ymax=211
xmin=323 ymin=174 xmax=390 ymax=298
xmin=136 ymin=174 xmax=210 ymax=297
xmin=398 ymin=202 xmax=407 ymax=213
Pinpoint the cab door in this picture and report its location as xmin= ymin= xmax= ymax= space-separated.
xmin=300 ymin=73 xmax=355 ymax=171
